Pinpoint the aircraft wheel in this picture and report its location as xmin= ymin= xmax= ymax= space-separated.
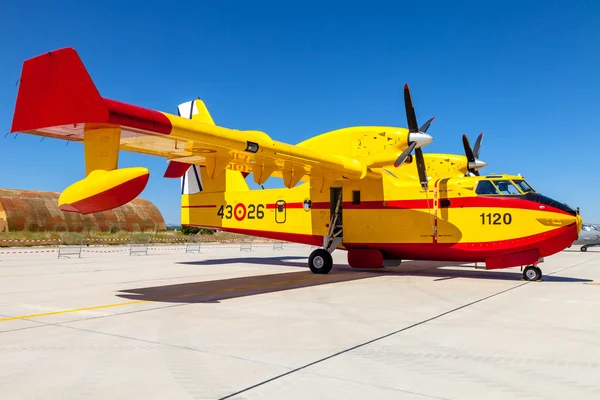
xmin=308 ymin=249 xmax=333 ymax=274
xmin=523 ymin=265 xmax=542 ymax=281
xmin=581 ymin=246 xmax=588 ymax=252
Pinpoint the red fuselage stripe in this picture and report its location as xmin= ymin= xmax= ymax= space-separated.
xmin=181 ymin=223 xmax=578 ymax=264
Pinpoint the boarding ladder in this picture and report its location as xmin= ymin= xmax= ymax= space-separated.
xmin=324 ymin=191 xmax=343 ymax=252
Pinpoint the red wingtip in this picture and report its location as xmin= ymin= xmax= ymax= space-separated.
xmin=11 ymin=47 xmax=107 ymax=133
xmin=404 ymin=84 xmax=409 ymax=89
xmin=10 ymin=47 xmax=172 ymax=136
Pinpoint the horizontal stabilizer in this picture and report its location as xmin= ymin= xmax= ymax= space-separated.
xmin=164 ymin=160 xmax=191 ymax=178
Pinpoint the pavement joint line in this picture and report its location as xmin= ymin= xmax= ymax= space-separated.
xmin=301 ymin=369 xmax=452 ymax=400
xmin=217 ymin=258 xmax=595 ymax=400
xmin=216 ymin=280 xmax=533 ymax=400
xmin=0 ymin=273 xmax=356 ymax=323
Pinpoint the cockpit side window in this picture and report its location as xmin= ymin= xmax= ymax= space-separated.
xmin=475 ymin=180 xmax=500 ymax=195
xmin=512 ymin=179 xmax=535 ymax=193
xmin=492 ymin=180 xmax=522 ymax=195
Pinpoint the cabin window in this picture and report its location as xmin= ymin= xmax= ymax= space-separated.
xmin=492 ymin=180 xmax=522 ymax=195
xmin=475 ymin=181 xmax=500 ymax=195
xmin=352 ymin=190 xmax=361 ymax=205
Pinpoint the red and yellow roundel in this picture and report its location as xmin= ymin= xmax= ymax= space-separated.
xmin=234 ymin=203 xmax=246 ymax=221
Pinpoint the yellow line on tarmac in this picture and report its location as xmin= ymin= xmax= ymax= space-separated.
xmin=584 ymin=282 xmax=600 ymax=286
xmin=0 ymin=273 xmax=355 ymax=323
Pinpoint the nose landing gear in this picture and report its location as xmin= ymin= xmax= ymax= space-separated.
xmin=523 ymin=265 xmax=542 ymax=281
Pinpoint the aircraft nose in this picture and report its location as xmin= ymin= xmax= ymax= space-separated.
xmin=409 ymin=132 xmax=433 ymax=148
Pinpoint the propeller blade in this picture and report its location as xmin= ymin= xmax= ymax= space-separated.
xmin=393 ymin=141 xmax=416 ymax=167
xmin=473 ymin=132 xmax=483 ymax=159
xmin=462 ymin=134 xmax=475 ymax=163
xmin=473 ymin=170 xmax=480 ymax=176
xmin=404 ymin=84 xmax=419 ymax=133
xmin=419 ymin=116 xmax=435 ymax=133
xmin=414 ymin=147 xmax=428 ymax=190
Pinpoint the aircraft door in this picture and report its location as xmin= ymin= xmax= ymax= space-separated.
xmin=330 ymin=187 xmax=343 ymax=229
xmin=275 ymin=200 xmax=286 ymax=224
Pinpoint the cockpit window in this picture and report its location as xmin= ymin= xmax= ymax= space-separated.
xmin=513 ymin=179 xmax=535 ymax=193
xmin=475 ymin=181 xmax=500 ymax=195
xmin=583 ymin=225 xmax=598 ymax=231
xmin=492 ymin=180 xmax=522 ymax=195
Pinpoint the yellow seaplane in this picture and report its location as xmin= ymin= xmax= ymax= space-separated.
xmin=10 ymin=48 xmax=582 ymax=281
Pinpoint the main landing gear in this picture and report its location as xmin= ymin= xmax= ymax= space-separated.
xmin=309 ymin=248 xmax=333 ymax=274
xmin=308 ymin=187 xmax=342 ymax=275
xmin=523 ymin=265 xmax=542 ymax=281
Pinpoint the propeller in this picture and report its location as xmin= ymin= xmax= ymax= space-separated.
xmin=462 ymin=133 xmax=487 ymax=176
xmin=393 ymin=84 xmax=434 ymax=190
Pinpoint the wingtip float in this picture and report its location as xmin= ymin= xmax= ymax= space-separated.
xmin=58 ymin=168 xmax=149 ymax=214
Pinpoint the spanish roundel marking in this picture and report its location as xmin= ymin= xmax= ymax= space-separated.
xmin=234 ymin=203 xmax=246 ymax=221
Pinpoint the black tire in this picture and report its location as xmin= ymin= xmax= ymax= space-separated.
xmin=581 ymin=246 xmax=588 ymax=252
xmin=523 ymin=265 xmax=542 ymax=281
xmin=383 ymin=259 xmax=402 ymax=267
xmin=308 ymin=248 xmax=333 ymax=274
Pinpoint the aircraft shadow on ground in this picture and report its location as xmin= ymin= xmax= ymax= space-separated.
xmin=115 ymin=256 xmax=591 ymax=304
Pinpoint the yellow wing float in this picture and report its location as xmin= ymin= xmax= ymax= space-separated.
xmin=10 ymin=48 xmax=432 ymax=213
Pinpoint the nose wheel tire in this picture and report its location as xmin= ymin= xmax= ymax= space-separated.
xmin=523 ymin=265 xmax=542 ymax=281
xmin=581 ymin=246 xmax=588 ymax=252
xmin=308 ymin=248 xmax=333 ymax=274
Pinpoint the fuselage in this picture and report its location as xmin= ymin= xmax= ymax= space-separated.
xmin=182 ymin=166 xmax=581 ymax=269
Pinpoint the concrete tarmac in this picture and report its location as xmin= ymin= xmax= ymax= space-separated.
xmin=0 ymin=243 xmax=599 ymax=399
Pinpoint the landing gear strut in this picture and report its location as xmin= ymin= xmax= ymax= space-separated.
xmin=308 ymin=248 xmax=333 ymax=274
xmin=523 ymin=265 xmax=542 ymax=281
xmin=308 ymin=189 xmax=342 ymax=275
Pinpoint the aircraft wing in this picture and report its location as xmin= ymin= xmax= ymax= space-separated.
xmin=10 ymin=48 xmax=376 ymax=201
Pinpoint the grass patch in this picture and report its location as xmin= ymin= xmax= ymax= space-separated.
xmin=0 ymin=229 xmax=277 ymax=247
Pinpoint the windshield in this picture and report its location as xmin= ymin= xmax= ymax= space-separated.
xmin=492 ymin=180 xmax=522 ymax=195
xmin=475 ymin=180 xmax=500 ymax=195
xmin=512 ymin=179 xmax=535 ymax=193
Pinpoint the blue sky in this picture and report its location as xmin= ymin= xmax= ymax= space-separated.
xmin=1 ymin=0 xmax=599 ymax=224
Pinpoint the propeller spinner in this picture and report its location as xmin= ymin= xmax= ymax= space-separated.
xmin=393 ymin=84 xmax=434 ymax=190
xmin=462 ymin=133 xmax=487 ymax=176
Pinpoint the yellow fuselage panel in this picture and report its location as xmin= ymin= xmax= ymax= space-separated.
xmin=183 ymin=172 xmax=578 ymax=249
